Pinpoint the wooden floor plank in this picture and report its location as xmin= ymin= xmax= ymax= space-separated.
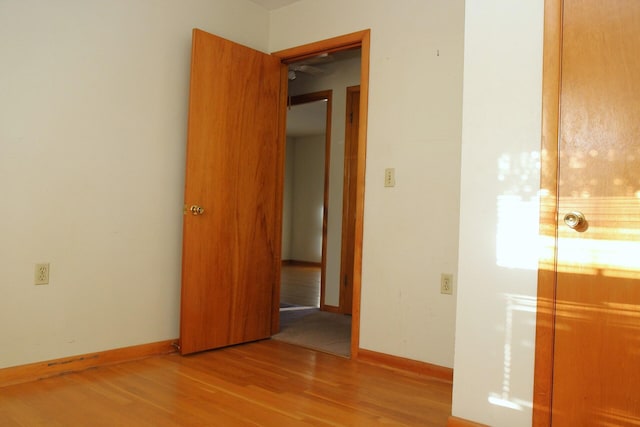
xmin=281 ymin=265 xmax=321 ymax=307
xmin=0 ymin=340 xmax=451 ymax=426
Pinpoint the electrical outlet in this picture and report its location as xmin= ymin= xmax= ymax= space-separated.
xmin=35 ymin=263 xmax=50 ymax=285
xmin=440 ymin=273 xmax=453 ymax=295
xmin=384 ymin=168 xmax=396 ymax=187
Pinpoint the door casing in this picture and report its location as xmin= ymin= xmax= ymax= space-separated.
xmin=338 ymin=85 xmax=360 ymax=316
xmin=533 ymin=1 xmax=562 ymax=422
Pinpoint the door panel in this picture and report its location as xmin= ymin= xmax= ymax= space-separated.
xmin=180 ymin=29 xmax=282 ymax=355
xmin=339 ymin=86 xmax=360 ymax=315
xmin=551 ymin=1 xmax=640 ymax=424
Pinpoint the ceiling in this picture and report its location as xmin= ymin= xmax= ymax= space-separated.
xmin=286 ymin=48 xmax=361 ymax=137
xmin=248 ymin=0 xmax=301 ymax=10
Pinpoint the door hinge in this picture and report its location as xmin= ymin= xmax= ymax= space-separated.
xmin=350 ymin=112 xmax=353 ymax=123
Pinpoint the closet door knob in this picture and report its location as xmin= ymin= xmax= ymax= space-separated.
xmin=564 ymin=211 xmax=586 ymax=230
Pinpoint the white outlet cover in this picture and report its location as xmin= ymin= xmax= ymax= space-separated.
xmin=35 ymin=263 xmax=49 ymax=285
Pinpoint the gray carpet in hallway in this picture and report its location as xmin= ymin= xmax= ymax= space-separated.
xmin=272 ymin=308 xmax=351 ymax=357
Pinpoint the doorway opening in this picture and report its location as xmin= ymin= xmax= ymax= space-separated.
xmin=273 ymin=66 xmax=356 ymax=358
xmin=271 ymin=30 xmax=370 ymax=359
xmin=280 ymin=91 xmax=332 ymax=309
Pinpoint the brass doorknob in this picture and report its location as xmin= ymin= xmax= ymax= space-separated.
xmin=564 ymin=211 xmax=586 ymax=230
xmin=190 ymin=205 xmax=205 ymax=215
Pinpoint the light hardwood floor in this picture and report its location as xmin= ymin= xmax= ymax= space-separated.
xmin=280 ymin=264 xmax=321 ymax=307
xmin=0 ymin=340 xmax=452 ymax=426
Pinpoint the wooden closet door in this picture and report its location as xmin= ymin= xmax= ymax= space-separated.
xmin=551 ymin=1 xmax=640 ymax=424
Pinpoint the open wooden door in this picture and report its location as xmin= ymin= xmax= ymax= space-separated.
xmin=179 ymin=29 xmax=284 ymax=355
xmin=534 ymin=1 xmax=640 ymax=424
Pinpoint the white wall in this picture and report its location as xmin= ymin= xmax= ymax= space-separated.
xmin=290 ymin=135 xmax=325 ymax=263
xmin=288 ymin=57 xmax=361 ymax=306
xmin=0 ymin=0 xmax=269 ymax=369
xmin=281 ymin=137 xmax=295 ymax=260
xmin=452 ymin=0 xmax=544 ymax=425
xmin=270 ymin=0 xmax=464 ymax=367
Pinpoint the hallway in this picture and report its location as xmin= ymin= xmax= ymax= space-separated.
xmin=275 ymin=265 xmax=351 ymax=357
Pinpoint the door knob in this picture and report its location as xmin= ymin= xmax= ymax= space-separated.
xmin=564 ymin=211 xmax=586 ymax=230
xmin=189 ymin=205 xmax=205 ymax=215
